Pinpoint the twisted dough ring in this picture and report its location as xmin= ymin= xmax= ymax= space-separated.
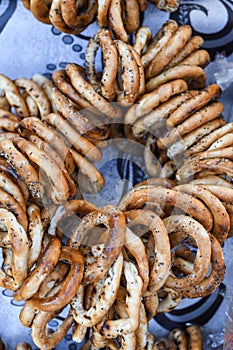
xmin=70 ymin=206 xmax=126 ymax=284
xmin=0 ymin=209 xmax=29 ymax=291
xmin=164 ymin=215 xmax=211 ymax=290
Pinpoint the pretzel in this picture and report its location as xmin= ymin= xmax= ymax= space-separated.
xmin=0 ymin=75 xmax=29 ymax=118
xmin=158 ymin=101 xmax=224 ymax=149
xmin=141 ymin=20 xmax=178 ymax=68
xmin=156 ymin=287 xmax=181 ymax=313
xmin=31 ymin=309 xmax=74 ymax=350
xmin=175 ymin=184 xmax=229 ymax=243
xmin=114 ymin=40 xmax=140 ymax=105
xmin=0 ymin=117 xmax=18 ymax=132
xmin=134 ymin=27 xmax=152 ymax=55
xmin=119 ymin=185 xmax=213 ymax=232
xmin=28 ymin=247 xmax=84 ymax=311
xmin=133 ymin=90 xmax=198 ymax=138
xmin=186 ymin=326 xmax=202 ymax=350
xmin=50 ymin=0 xmax=86 ymax=34
xmin=32 ymin=74 xmax=57 ymax=112
xmin=109 ymin=0 xmax=128 ymax=42
xmin=168 ymin=118 xmax=226 ymax=159
xmin=100 ymin=261 xmax=143 ymax=337
xmin=189 ymin=122 xmax=233 ymax=155
xmin=136 ymin=303 xmax=148 ymax=349
xmin=0 ymin=171 xmax=26 ymax=211
xmin=30 ymin=0 xmax=51 ymax=24
xmin=179 ymin=49 xmax=210 ymax=68
xmin=190 ymin=175 xmax=233 ymax=188
xmin=146 ymin=65 xmax=206 ymax=93
xmin=19 ymin=116 xmax=75 ymax=173
xmin=168 ymin=328 xmax=188 ymax=350
xmin=156 ymin=338 xmax=177 ymax=350
xmin=164 ymin=215 xmax=211 ymax=289
xmin=61 ymin=0 xmax=97 ymax=29
xmin=15 ymin=78 xmax=51 ymax=119
xmin=70 ymin=206 xmax=125 ymax=284
xmin=124 ymin=227 xmax=149 ymax=294
xmin=177 ymin=158 xmax=233 ymax=183
xmin=165 ymin=84 xmax=221 ymax=129
xmin=145 ymin=25 xmax=192 ymax=79
xmin=0 ymin=96 xmax=10 ymax=111
xmin=71 ymin=253 xmax=123 ymax=327
xmin=152 ymin=0 xmax=180 ymax=12
xmin=16 ymin=343 xmax=32 ymax=350
xmin=0 ymin=209 xmax=28 ymax=290
xmin=97 ymin=0 xmax=112 ymax=27
xmin=13 ymin=136 xmax=71 ymax=203
xmin=44 ymin=113 xmax=102 ymax=162
xmin=124 ymin=0 xmax=140 ymax=34
xmin=70 ymin=148 xmax=105 ymax=193
xmin=52 ymin=70 xmax=92 ymax=110
xmin=126 ymin=209 xmax=170 ymax=291
xmin=166 ymin=36 xmax=204 ymax=69
xmin=0 ymin=139 xmax=44 ymax=198
xmin=18 ymin=236 xmax=62 ymax=299
xmin=0 ymin=108 xmax=19 ymax=120
xmin=135 ymin=177 xmax=176 ymax=189
xmin=125 ymin=79 xmax=188 ymax=126
xmin=66 ymin=64 xmax=122 ymax=118
xmin=131 ymin=46 xmax=146 ymax=98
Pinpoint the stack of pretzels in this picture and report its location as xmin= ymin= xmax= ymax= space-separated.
xmin=22 ymin=0 xmax=180 ymax=36
xmin=0 ymin=19 xmax=232 ymax=350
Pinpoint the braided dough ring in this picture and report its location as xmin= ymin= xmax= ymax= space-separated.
xmin=164 ymin=215 xmax=211 ymax=289
xmin=61 ymin=0 xmax=97 ymax=29
xmin=0 ymin=171 xmax=26 ymax=211
xmin=0 ymin=209 xmax=28 ymax=290
xmin=70 ymin=206 xmax=126 ymax=284
xmin=71 ymin=253 xmax=123 ymax=327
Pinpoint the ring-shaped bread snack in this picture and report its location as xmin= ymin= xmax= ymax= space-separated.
xmin=70 ymin=206 xmax=126 ymax=284
xmin=0 ymin=209 xmax=29 ymax=291
xmin=163 ymin=215 xmax=211 ymax=290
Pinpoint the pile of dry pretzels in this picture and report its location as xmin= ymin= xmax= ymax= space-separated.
xmin=0 ymin=20 xmax=232 ymax=350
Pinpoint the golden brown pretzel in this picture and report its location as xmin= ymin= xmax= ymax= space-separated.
xmin=86 ymin=29 xmax=118 ymax=101
xmin=136 ymin=303 xmax=148 ymax=349
xmin=18 ymin=236 xmax=62 ymax=299
xmin=175 ymin=184 xmax=229 ymax=243
xmin=157 ymin=287 xmax=182 ymax=313
xmin=0 ymin=118 xmax=18 ymax=132
xmin=44 ymin=113 xmax=102 ymax=162
xmin=156 ymin=338 xmax=177 ymax=350
xmin=0 ymin=171 xmax=26 ymax=211
xmin=176 ymin=158 xmax=233 ymax=183
xmin=100 ymin=261 xmax=143 ymax=337
xmin=30 ymin=0 xmax=51 ymax=24
xmin=114 ymin=40 xmax=140 ymax=105
xmin=179 ymin=49 xmax=210 ymax=68
xmin=0 ymin=209 xmax=28 ymax=291
xmin=134 ymin=26 xmax=152 ymax=55
xmin=125 ymin=79 xmax=188 ymax=126
xmin=164 ymin=215 xmax=211 ymax=290
xmin=15 ymin=78 xmax=51 ymax=119
xmin=13 ymin=136 xmax=71 ymax=203
xmin=109 ymin=0 xmax=128 ymax=42
xmin=152 ymin=0 xmax=180 ymax=12
xmin=146 ymin=65 xmax=206 ymax=93
xmin=31 ymin=309 xmax=74 ymax=350
xmin=71 ymin=253 xmax=123 ymax=327
xmin=70 ymin=206 xmax=126 ymax=284
xmin=66 ymin=64 xmax=122 ymax=118
xmin=141 ymin=20 xmax=178 ymax=68
xmin=145 ymin=25 xmax=192 ymax=79
xmin=97 ymin=0 xmax=112 ymax=27
xmin=28 ymin=246 xmax=84 ymax=311
xmin=0 ymin=75 xmax=29 ymax=118
xmin=189 ymin=121 xmax=233 ymax=155
xmin=0 ymin=108 xmax=19 ymax=120
xmin=0 ymin=139 xmax=43 ymax=198
xmin=19 ymin=116 xmax=75 ymax=173
xmin=168 ymin=118 xmax=226 ymax=159
xmin=165 ymin=84 xmax=221 ymax=128
xmin=126 ymin=209 xmax=170 ymax=291
xmin=186 ymin=325 xmax=202 ymax=350
xmin=124 ymin=0 xmax=140 ymax=34
xmin=119 ymin=185 xmax=213 ymax=232
xmin=27 ymin=204 xmax=44 ymax=269
xmin=61 ymin=0 xmax=97 ymax=29
xmin=168 ymin=328 xmax=188 ymax=350
xmin=52 ymin=70 xmax=92 ymax=109
xmin=158 ymin=101 xmax=224 ymax=149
